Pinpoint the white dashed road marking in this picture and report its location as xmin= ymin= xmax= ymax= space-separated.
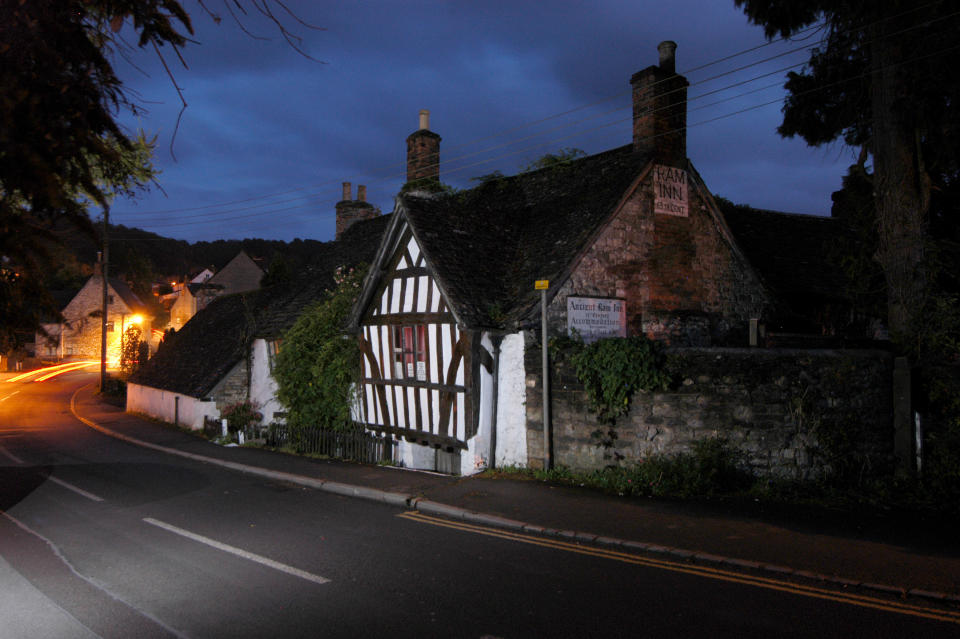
xmin=143 ymin=518 xmax=331 ymax=585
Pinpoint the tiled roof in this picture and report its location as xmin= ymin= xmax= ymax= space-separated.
xmin=400 ymin=145 xmax=649 ymax=328
xmin=129 ymin=215 xmax=390 ymax=398
xmin=206 ymin=250 xmax=264 ymax=295
xmin=718 ymin=202 xmax=850 ymax=308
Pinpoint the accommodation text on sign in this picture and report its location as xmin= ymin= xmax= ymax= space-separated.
xmin=567 ymin=296 xmax=627 ymax=343
xmin=653 ymin=165 xmax=688 ymax=217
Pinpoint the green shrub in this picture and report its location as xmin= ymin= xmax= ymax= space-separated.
xmin=273 ymin=265 xmax=367 ymax=433
xmin=220 ymin=399 xmax=262 ymax=433
xmin=528 ymin=438 xmax=752 ymax=499
xmin=567 ymin=335 xmax=672 ymax=424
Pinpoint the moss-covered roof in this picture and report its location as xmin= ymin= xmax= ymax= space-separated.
xmin=399 ymin=144 xmax=649 ymax=328
xmin=718 ymin=202 xmax=850 ymax=307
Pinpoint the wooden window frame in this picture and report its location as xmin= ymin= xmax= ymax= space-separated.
xmin=392 ymin=324 xmax=428 ymax=382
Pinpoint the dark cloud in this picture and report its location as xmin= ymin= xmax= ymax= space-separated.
xmin=111 ymin=1 xmax=848 ymax=242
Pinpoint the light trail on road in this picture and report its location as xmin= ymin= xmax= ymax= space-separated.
xmin=5 ymin=362 xmax=99 ymax=383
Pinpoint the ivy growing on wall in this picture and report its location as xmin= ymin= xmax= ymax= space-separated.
xmin=562 ymin=335 xmax=672 ymax=424
xmin=273 ymin=265 xmax=368 ymax=433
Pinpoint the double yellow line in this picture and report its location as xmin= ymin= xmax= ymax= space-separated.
xmin=398 ymin=510 xmax=960 ymax=626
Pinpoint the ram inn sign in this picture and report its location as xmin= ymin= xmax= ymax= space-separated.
xmin=653 ymin=164 xmax=688 ymax=217
xmin=567 ymin=296 xmax=627 ymax=343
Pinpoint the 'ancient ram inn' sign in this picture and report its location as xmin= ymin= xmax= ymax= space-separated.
xmin=567 ymin=296 xmax=627 ymax=343
xmin=653 ymin=164 xmax=688 ymax=217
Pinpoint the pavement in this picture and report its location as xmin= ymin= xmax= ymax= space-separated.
xmin=64 ymin=382 xmax=960 ymax=605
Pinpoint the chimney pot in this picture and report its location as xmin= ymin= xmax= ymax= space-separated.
xmin=419 ymin=109 xmax=431 ymax=130
xmin=658 ymin=40 xmax=677 ymax=74
xmin=357 ymin=185 xmax=367 ymax=202
xmin=341 ymin=182 xmax=352 ymax=201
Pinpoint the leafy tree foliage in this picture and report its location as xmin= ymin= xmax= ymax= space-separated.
xmin=1 ymin=1 xmax=321 ymax=350
xmin=0 ymin=1 xmax=177 ymax=349
xmin=735 ymin=1 xmax=960 ymax=352
xmin=120 ymin=324 xmax=143 ymax=375
xmin=523 ymin=148 xmax=586 ymax=172
xmin=273 ymin=266 xmax=368 ymax=433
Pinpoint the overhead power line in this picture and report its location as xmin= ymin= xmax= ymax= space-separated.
xmin=111 ymin=3 xmax=957 ymax=238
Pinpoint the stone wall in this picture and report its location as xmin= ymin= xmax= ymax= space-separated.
xmin=210 ymin=359 xmax=249 ymax=411
xmin=526 ymin=340 xmax=894 ymax=479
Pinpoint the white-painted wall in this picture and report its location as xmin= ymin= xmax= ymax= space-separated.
xmin=249 ymin=338 xmax=283 ymax=423
xmin=494 ymin=332 xmax=528 ymax=467
xmin=126 ymin=383 xmax=219 ymax=431
xmin=395 ymin=439 xmax=438 ymax=471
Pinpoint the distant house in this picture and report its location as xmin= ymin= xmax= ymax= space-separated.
xmin=126 ymin=217 xmax=389 ymax=429
xmin=163 ymin=257 xmax=262 ymax=331
xmin=347 ymin=42 xmax=867 ymax=474
xmin=194 ymin=251 xmax=264 ymax=311
xmin=37 ymin=272 xmax=152 ymax=362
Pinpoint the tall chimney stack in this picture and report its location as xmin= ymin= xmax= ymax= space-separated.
xmin=406 ymin=109 xmax=441 ymax=184
xmin=631 ymin=41 xmax=688 ymax=166
xmin=335 ymin=182 xmax=380 ymax=240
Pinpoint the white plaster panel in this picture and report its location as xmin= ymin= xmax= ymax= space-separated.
xmin=454 ymin=326 xmax=464 ymax=387
xmin=419 ymin=387 xmax=429 ymax=433
xmin=441 ymin=325 xmax=453 ymax=382
xmin=417 ymin=276 xmax=429 ymax=313
xmin=427 ymin=323 xmax=439 ymax=384
xmin=407 ymin=236 xmax=420 ymax=263
xmin=389 ymin=280 xmax=401 ymax=314
xmin=403 ymin=277 xmax=417 ymax=314
xmin=380 ymin=325 xmax=392 ymax=381
xmin=456 ymin=393 xmax=465 ymax=441
xmin=383 ymin=384 xmax=395 ymax=427
xmin=431 ymin=388 xmax=441 ymax=433
xmin=431 ymin=282 xmax=442 ymax=312
xmin=406 ymin=386 xmax=417 ymax=429
xmin=367 ymin=326 xmax=380 ymax=378
xmin=364 ymin=384 xmax=376 ymax=424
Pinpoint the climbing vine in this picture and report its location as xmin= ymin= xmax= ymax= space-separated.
xmin=563 ymin=335 xmax=672 ymax=424
xmin=273 ymin=265 xmax=368 ymax=433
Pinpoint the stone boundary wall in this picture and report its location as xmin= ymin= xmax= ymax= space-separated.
xmin=525 ymin=341 xmax=894 ymax=479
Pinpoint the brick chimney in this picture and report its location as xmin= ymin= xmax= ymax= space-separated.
xmin=406 ymin=109 xmax=441 ymax=184
xmin=631 ymin=41 xmax=688 ymax=166
xmin=335 ymin=181 xmax=380 ymax=240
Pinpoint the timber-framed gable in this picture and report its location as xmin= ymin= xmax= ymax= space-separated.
xmin=352 ymin=212 xmax=493 ymax=452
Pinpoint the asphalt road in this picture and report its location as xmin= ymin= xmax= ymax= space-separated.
xmin=0 ymin=371 xmax=957 ymax=638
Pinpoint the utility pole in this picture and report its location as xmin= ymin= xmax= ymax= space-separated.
xmin=100 ymin=207 xmax=109 ymax=393
xmin=535 ymin=279 xmax=551 ymax=470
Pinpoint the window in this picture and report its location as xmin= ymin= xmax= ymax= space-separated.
xmin=107 ymin=295 xmax=115 ymax=304
xmin=393 ymin=325 xmax=427 ymax=381
xmin=106 ymin=322 xmax=115 ymax=332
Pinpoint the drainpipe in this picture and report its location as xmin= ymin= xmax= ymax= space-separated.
xmin=489 ymin=335 xmax=503 ymax=468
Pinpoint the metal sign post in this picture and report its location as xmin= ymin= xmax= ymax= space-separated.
xmin=535 ymin=279 xmax=550 ymax=470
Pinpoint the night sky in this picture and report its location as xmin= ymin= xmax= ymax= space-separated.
xmin=110 ymin=1 xmax=853 ymax=243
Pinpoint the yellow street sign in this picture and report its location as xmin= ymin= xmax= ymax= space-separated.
xmin=535 ymin=279 xmax=549 ymax=290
